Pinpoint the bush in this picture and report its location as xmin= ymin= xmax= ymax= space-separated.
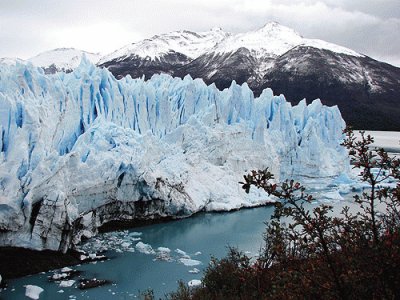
xmin=172 ymin=128 xmax=400 ymax=299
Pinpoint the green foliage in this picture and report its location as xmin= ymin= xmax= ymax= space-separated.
xmin=172 ymin=128 xmax=400 ymax=299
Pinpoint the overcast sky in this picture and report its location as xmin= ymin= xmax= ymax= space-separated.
xmin=1 ymin=0 xmax=399 ymax=66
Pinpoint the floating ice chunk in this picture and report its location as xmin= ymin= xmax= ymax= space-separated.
xmin=129 ymin=232 xmax=142 ymax=237
xmin=175 ymin=248 xmax=190 ymax=258
xmin=24 ymin=285 xmax=44 ymax=300
xmin=60 ymin=267 xmax=73 ymax=273
xmin=189 ymin=268 xmax=200 ymax=274
xmin=175 ymin=249 xmax=186 ymax=255
xmin=121 ymin=242 xmax=132 ymax=248
xmin=156 ymin=247 xmax=172 ymax=261
xmin=188 ymin=279 xmax=202 ymax=287
xmin=194 ymin=251 xmax=202 ymax=256
xmin=59 ymin=280 xmax=75 ymax=287
xmin=338 ymin=184 xmax=353 ymax=194
xmin=333 ymin=173 xmax=354 ymax=185
xmin=58 ymin=290 xmax=64 ymax=293
xmin=136 ymin=242 xmax=156 ymax=255
xmin=51 ymin=273 xmax=68 ymax=280
xmin=321 ymin=190 xmax=344 ymax=201
xmin=157 ymin=247 xmax=171 ymax=253
xmin=179 ymin=258 xmax=202 ymax=266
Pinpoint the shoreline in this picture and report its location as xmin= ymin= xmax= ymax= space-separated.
xmin=0 ymin=203 xmax=275 ymax=282
xmin=98 ymin=202 xmax=274 ymax=233
xmin=0 ymin=247 xmax=82 ymax=281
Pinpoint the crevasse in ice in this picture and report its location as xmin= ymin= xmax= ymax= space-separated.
xmin=0 ymin=57 xmax=348 ymax=251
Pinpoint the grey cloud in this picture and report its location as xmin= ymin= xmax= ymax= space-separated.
xmin=0 ymin=0 xmax=399 ymax=66
xmin=324 ymin=0 xmax=400 ymax=19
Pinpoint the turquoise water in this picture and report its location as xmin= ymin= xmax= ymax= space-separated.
xmin=1 ymin=206 xmax=279 ymax=299
xmin=0 ymin=191 xmax=361 ymax=300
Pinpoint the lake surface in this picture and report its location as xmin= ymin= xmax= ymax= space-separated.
xmin=2 ymin=206 xmax=274 ymax=299
xmin=1 ymin=194 xmax=358 ymax=300
xmin=356 ymin=130 xmax=400 ymax=155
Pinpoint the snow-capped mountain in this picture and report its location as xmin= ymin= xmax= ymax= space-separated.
xmin=98 ymin=22 xmax=400 ymax=131
xmin=0 ymin=57 xmax=27 ymax=66
xmin=99 ymin=22 xmax=363 ymax=80
xmin=100 ymin=22 xmax=360 ymax=65
xmin=0 ymin=59 xmax=348 ymax=251
xmin=211 ymin=22 xmax=361 ymax=60
xmin=28 ymin=48 xmax=101 ymax=73
xmin=98 ymin=28 xmax=229 ymax=80
xmin=99 ymin=27 xmax=229 ymax=63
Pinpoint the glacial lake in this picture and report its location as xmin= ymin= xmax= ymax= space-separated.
xmin=1 ymin=195 xmax=359 ymax=300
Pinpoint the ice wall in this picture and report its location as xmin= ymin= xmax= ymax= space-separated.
xmin=0 ymin=58 xmax=348 ymax=251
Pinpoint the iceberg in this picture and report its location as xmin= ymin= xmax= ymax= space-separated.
xmin=179 ymin=258 xmax=202 ymax=267
xmin=59 ymin=280 xmax=75 ymax=288
xmin=0 ymin=58 xmax=348 ymax=251
xmin=135 ymin=242 xmax=156 ymax=255
xmin=24 ymin=285 xmax=44 ymax=300
xmin=188 ymin=279 xmax=202 ymax=287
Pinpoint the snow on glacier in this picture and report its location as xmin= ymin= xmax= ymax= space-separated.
xmin=0 ymin=57 xmax=348 ymax=251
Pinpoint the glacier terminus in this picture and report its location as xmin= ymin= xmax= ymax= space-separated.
xmin=0 ymin=58 xmax=349 ymax=252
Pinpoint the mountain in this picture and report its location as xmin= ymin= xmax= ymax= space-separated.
xmin=258 ymin=46 xmax=400 ymax=131
xmin=0 ymin=57 xmax=27 ymax=65
xmin=28 ymin=48 xmax=101 ymax=73
xmin=98 ymin=22 xmax=400 ymax=131
xmin=0 ymin=60 xmax=348 ymax=251
xmin=98 ymin=27 xmax=229 ymax=79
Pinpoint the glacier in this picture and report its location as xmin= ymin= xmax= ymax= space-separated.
xmin=0 ymin=58 xmax=348 ymax=252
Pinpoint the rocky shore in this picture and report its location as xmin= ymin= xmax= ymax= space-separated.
xmin=0 ymin=247 xmax=81 ymax=280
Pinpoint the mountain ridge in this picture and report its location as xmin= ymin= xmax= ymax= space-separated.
xmin=28 ymin=48 xmax=101 ymax=73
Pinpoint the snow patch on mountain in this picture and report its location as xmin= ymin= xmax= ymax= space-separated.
xmin=0 ymin=57 xmax=27 ymax=66
xmin=0 ymin=59 xmax=348 ymax=251
xmin=29 ymin=48 xmax=101 ymax=71
xmin=96 ymin=21 xmax=363 ymax=81
xmin=98 ymin=28 xmax=229 ymax=63
xmin=213 ymin=22 xmax=303 ymax=58
xmin=301 ymin=39 xmax=362 ymax=57
xmin=213 ymin=22 xmax=362 ymax=58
